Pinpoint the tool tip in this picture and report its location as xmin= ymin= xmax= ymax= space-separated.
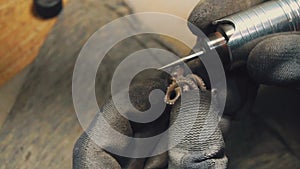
xmin=158 ymin=50 xmax=205 ymax=70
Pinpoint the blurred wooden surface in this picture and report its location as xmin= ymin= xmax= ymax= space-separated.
xmin=0 ymin=0 xmax=67 ymax=86
xmin=125 ymin=0 xmax=199 ymax=19
xmin=0 ymin=0 xmax=187 ymax=168
xmin=0 ymin=66 xmax=30 ymax=128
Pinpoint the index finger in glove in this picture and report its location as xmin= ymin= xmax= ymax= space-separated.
xmin=168 ymin=90 xmax=228 ymax=169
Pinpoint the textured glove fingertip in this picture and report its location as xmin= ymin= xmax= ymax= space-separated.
xmin=247 ymin=34 xmax=300 ymax=87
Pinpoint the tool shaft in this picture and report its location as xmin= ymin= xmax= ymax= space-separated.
xmin=215 ymin=0 xmax=300 ymax=63
xmin=215 ymin=0 xmax=300 ymax=49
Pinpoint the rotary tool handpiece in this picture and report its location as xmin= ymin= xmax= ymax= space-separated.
xmin=160 ymin=0 xmax=300 ymax=70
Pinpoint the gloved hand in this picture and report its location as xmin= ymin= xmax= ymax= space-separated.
xmin=185 ymin=0 xmax=300 ymax=168
xmin=73 ymin=65 xmax=228 ymax=169
xmin=188 ymin=0 xmax=300 ymax=88
xmin=73 ymin=69 xmax=171 ymax=169
xmin=187 ymin=0 xmax=300 ymax=121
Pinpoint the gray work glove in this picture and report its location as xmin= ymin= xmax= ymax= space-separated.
xmin=185 ymin=0 xmax=300 ymax=168
xmin=73 ymin=70 xmax=171 ymax=169
xmin=167 ymin=89 xmax=228 ymax=169
xmin=188 ymin=0 xmax=300 ymax=88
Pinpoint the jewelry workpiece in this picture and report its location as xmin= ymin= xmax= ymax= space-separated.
xmin=164 ymin=65 xmax=206 ymax=105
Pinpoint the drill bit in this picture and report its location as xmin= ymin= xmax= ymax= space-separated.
xmin=158 ymin=50 xmax=205 ymax=70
